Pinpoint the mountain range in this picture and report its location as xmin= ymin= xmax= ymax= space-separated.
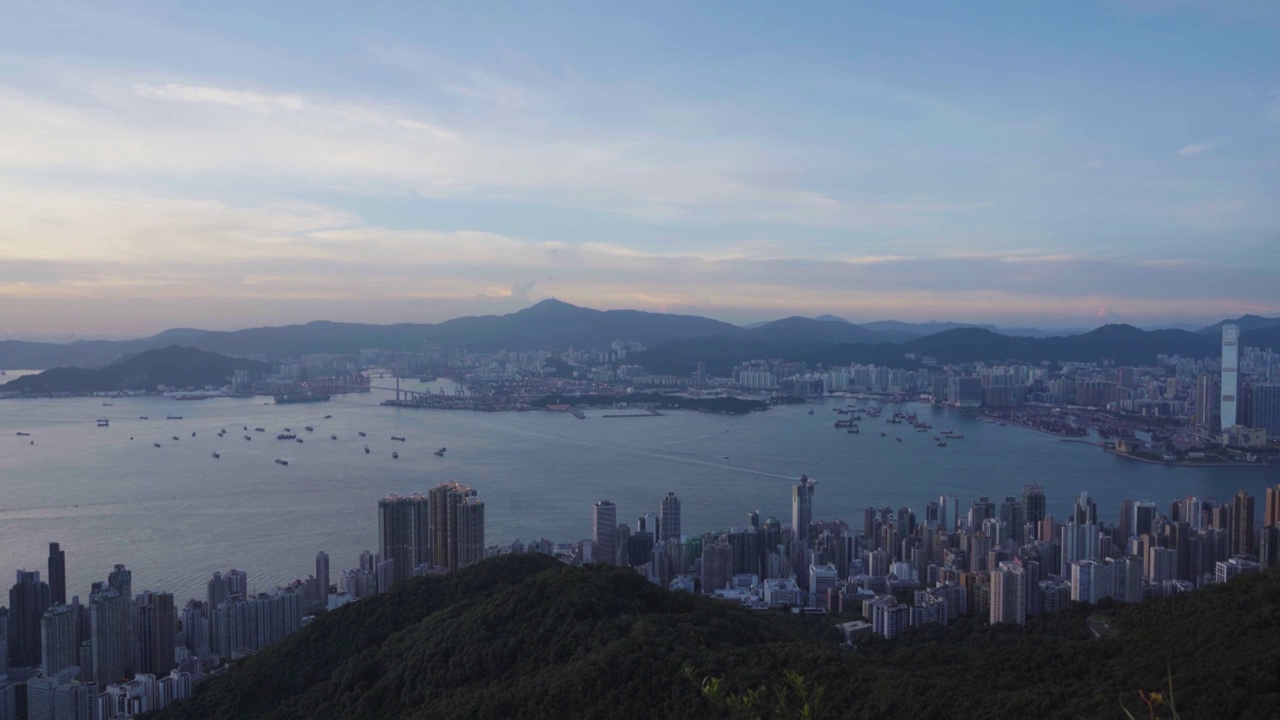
xmin=151 ymin=553 xmax=1280 ymax=720
xmin=2 ymin=346 xmax=269 ymax=394
xmin=1 ymin=300 xmax=1278 ymax=371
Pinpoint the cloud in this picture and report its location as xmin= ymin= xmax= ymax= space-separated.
xmin=1177 ymin=143 xmax=1213 ymax=157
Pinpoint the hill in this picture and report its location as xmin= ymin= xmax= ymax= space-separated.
xmin=1199 ymin=314 xmax=1280 ymax=334
xmin=152 ymin=554 xmax=1280 ymax=720
xmin=1 ymin=346 xmax=268 ymax=394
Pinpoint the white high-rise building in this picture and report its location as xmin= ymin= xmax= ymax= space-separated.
xmin=1222 ymin=324 xmax=1239 ymax=432
xmin=592 ymin=501 xmax=618 ymax=565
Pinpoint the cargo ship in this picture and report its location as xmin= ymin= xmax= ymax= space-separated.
xmin=274 ymin=393 xmax=331 ymax=405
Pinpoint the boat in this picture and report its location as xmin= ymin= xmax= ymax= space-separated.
xmin=895 ymin=437 xmax=903 ymax=442
xmin=434 ymin=447 xmax=446 ymax=457
xmin=364 ymin=446 xmax=370 ymax=454
xmin=140 ymin=416 xmax=149 ymax=420
xmin=153 ymin=443 xmax=161 ymax=448
xmin=358 ymin=431 xmax=367 ymax=437
xmin=97 ymin=419 xmax=110 ymax=427
xmin=950 ymin=434 xmax=964 ymax=439
xmin=244 ymin=435 xmax=252 ymax=441
xmin=212 ymin=452 xmax=220 ymax=459
xmin=808 ymin=409 xmax=814 ymax=415
xmin=305 ymin=426 xmax=314 ymax=432
xmin=937 ymin=441 xmax=948 ymax=447
xmin=191 ymin=432 xmax=196 ymax=437
xmin=166 ymin=416 xmax=183 ymax=420
xmin=273 ymin=393 xmax=331 ymax=405
xmin=391 ymin=436 xmax=406 ymax=442
xmin=277 ymin=434 xmax=297 ymax=440
xmin=324 ymin=414 xmax=332 ymax=419
xmin=392 ymin=451 xmax=399 ymax=459
xmin=171 ymin=436 xmax=180 ymax=441
xmin=275 ymin=458 xmax=289 ymax=466
xmin=880 ymin=432 xmax=886 ymax=437
xmin=254 ymin=428 xmax=265 ymax=432
xmin=296 ymin=438 xmax=304 ymax=444
xmin=284 ymin=428 xmax=291 ymax=432
xmin=330 ymin=435 xmax=337 ymax=440
xmin=15 ymin=431 xmax=30 ymax=436
xmin=102 ymin=402 xmax=113 ymax=406
xmin=847 ymin=426 xmax=859 ymax=434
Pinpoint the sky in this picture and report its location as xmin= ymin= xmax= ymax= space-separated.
xmin=1 ymin=0 xmax=1278 ymax=337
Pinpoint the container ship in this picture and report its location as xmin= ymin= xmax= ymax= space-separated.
xmin=273 ymin=393 xmax=331 ymax=405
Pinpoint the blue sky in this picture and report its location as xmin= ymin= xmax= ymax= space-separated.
xmin=1 ymin=0 xmax=1278 ymax=335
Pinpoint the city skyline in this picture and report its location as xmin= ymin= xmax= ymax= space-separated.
xmin=3 ymin=2 xmax=1280 ymax=335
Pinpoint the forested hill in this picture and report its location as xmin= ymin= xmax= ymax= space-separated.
xmin=2 ymin=346 xmax=267 ymax=394
xmin=152 ymin=554 xmax=1280 ymax=720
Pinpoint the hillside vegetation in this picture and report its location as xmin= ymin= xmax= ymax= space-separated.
xmin=152 ymin=555 xmax=1280 ymax=720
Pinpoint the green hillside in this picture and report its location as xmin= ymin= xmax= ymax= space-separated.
xmin=151 ymin=554 xmax=1280 ymax=720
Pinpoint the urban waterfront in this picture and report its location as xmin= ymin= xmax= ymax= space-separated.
xmin=1 ymin=379 xmax=1275 ymax=602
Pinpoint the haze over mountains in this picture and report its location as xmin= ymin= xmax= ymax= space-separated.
xmin=1 ymin=300 xmax=1278 ymax=372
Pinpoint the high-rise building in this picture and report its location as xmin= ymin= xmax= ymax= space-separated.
xmin=47 ymin=544 xmax=66 ymax=607
xmin=40 ymin=604 xmax=78 ymax=676
xmin=89 ymin=587 xmax=127 ymax=687
xmin=8 ymin=570 xmax=52 ymax=668
xmin=378 ymin=493 xmax=430 ymax=585
xmin=106 ymin=565 xmax=133 ymax=679
xmin=429 ymin=482 xmax=484 ymax=573
xmin=1265 ymin=485 xmax=1280 ymax=529
xmin=700 ymin=539 xmax=733 ymax=594
xmin=1073 ymin=492 xmax=1098 ymax=525
xmin=660 ymin=492 xmax=681 ymax=543
xmin=792 ymin=475 xmax=815 ymax=543
xmin=591 ymin=501 xmax=618 ymax=565
xmin=1194 ymin=373 xmax=1221 ymax=430
xmin=1253 ymin=384 xmax=1280 ymax=440
xmin=990 ymin=561 xmax=1026 ymax=625
xmin=315 ymin=551 xmax=330 ymax=599
xmin=26 ymin=667 xmax=97 ymax=720
xmin=1221 ymin=324 xmax=1239 ymax=431
xmin=136 ymin=591 xmax=176 ymax=677
xmin=1131 ymin=502 xmax=1158 ymax=540
xmin=1232 ymin=490 xmax=1255 ymax=557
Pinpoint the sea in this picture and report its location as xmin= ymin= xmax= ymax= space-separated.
xmin=1 ymin=373 xmax=1275 ymax=603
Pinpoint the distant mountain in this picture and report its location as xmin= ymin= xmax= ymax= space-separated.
xmin=746 ymin=316 xmax=908 ymax=344
xmin=152 ymin=553 xmax=1280 ymax=720
xmin=2 ymin=346 xmax=268 ymax=394
xmin=1198 ymin=314 xmax=1280 ymax=334
xmin=813 ymin=314 xmax=851 ymax=324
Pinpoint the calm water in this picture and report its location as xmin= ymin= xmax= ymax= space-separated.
xmin=1 ymin=380 xmax=1275 ymax=602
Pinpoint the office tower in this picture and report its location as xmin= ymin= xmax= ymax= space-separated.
xmin=428 ymin=483 xmax=486 ymax=573
xmin=90 ymin=587 xmax=127 ymax=687
xmin=378 ymin=493 xmax=430 ymax=585
xmin=999 ymin=497 xmax=1025 ymax=543
xmin=8 ymin=571 xmax=52 ymax=668
xmin=809 ymin=564 xmax=838 ymax=610
xmin=1073 ymin=492 xmax=1097 ymax=525
xmin=1254 ymin=384 xmax=1280 ymax=440
xmin=1219 ymin=324 xmax=1239 ymax=431
xmin=1231 ymin=491 xmax=1255 ymax=557
xmin=792 ymin=475 xmax=815 ymax=543
xmin=990 ymin=562 xmax=1026 ymax=625
xmin=1131 ymin=502 xmax=1158 ymax=540
xmin=660 ymin=492 xmax=681 ymax=542
xmin=728 ymin=527 xmax=761 ymax=576
xmin=47 ymin=544 xmax=67 ymax=607
xmin=316 ymin=551 xmax=331 ymax=598
xmin=967 ymin=497 xmax=995 ymax=530
xmin=591 ymin=501 xmax=618 ymax=565
xmin=747 ymin=510 xmax=761 ymax=529
xmin=136 ymin=591 xmax=176 ymax=677
xmin=40 ymin=604 xmax=78 ymax=676
xmin=1266 ymin=485 xmax=1280 ymax=529
xmin=924 ymin=501 xmax=940 ymax=529
xmin=1194 ymin=373 xmax=1221 ymax=430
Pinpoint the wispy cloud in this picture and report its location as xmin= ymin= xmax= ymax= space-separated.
xmin=1177 ymin=142 xmax=1214 ymax=157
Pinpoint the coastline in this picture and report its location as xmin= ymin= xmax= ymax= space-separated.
xmin=1101 ymin=446 xmax=1273 ymax=469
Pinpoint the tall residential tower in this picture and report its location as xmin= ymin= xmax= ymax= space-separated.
xmin=1221 ymin=324 xmax=1239 ymax=432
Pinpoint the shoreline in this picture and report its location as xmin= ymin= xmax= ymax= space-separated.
xmin=980 ymin=413 xmax=1090 ymax=440
xmin=1101 ymin=447 xmax=1272 ymax=469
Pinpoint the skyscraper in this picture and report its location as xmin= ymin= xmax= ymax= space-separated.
xmin=136 ymin=591 xmax=176 ymax=677
xmin=792 ymin=475 xmax=815 ymax=543
xmin=1073 ymin=492 xmax=1097 ymax=525
xmin=990 ymin=561 xmax=1026 ymax=625
xmin=429 ymin=482 xmax=483 ymax=573
xmin=1253 ymin=383 xmax=1280 ymax=440
xmin=89 ymin=587 xmax=127 ymax=687
xmin=40 ymin=604 xmax=78 ymax=676
xmin=315 ymin=551 xmax=331 ymax=599
xmin=1265 ymin=485 xmax=1280 ymax=529
xmin=8 ymin=571 xmax=52 ymax=668
xmin=47 ymin=544 xmax=66 ymax=607
xmin=591 ymin=501 xmax=618 ymax=565
xmin=1221 ymin=324 xmax=1239 ymax=432
xmin=106 ymin=565 xmax=133 ymax=680
xmin=1194 ymin=373 xmax=1221 ymax=430
xmin=1232 ymin=490 xmax=1255 ymax=557
xmin=660 ymin=492 xmax=681 ymax=543
xmin=378 ymin=493 xmax=430 ymax=585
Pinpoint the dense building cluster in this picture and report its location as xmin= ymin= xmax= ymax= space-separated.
xmin=571 ymin=478 xmax=1280 ymax=643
